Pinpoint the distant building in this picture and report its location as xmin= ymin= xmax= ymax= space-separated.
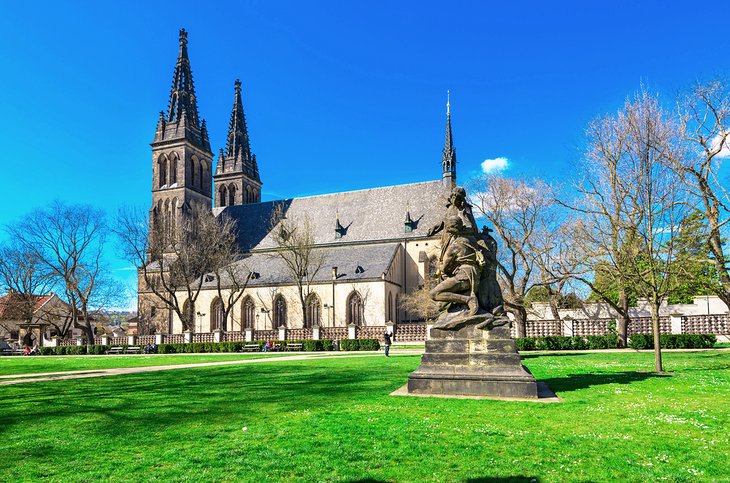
xmin=138 ymin=30 xmax=458 ymax=334
xmin=0 ymin=293 xmax=71 ymax=346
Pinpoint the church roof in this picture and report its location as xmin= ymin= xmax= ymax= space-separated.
xmin=203 ymin=242 xmax=401 ymax=288
xmin=213 ymin=180 xmax=450 ymax=251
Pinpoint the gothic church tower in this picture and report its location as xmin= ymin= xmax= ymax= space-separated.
xmin=213 ymin=80 xmax=262 ymax=207
xmin=150 ymin=29 xmax=213 ymax=234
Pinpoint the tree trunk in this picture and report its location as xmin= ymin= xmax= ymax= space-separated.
xmin=616 ymin=289 xmax=629 ymax=348
xmin=511 ymin=306 xmax=527 ymax=338
xmin=651 ymin=297 xmax=663 ymax=372
xmin=548 ymin=289 xmax=561 ymax=320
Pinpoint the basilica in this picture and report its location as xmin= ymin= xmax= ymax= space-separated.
xmin=140 ymin=30 xmax=457 ymax=334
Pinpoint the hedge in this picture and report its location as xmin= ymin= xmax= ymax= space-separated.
xmin=628 ymin=334 xmax=716 ymax=350
xmin=516 ymin=335 xmax=620 ymax=351
xmin=338 ymin=339 xmax=381 ymax=351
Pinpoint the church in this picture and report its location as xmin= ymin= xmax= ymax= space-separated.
xmin=139 ymin=30 xmax=458 ymax=336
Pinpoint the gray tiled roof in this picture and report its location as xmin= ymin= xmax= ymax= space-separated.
xmin=202 ymin=242 xmax=400 ymax=288
xmin=213 ymin=180 xmax=450 ymax=251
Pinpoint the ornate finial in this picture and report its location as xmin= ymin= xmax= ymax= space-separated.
xmin=447 ymin=90 xmax=451 ymax=116
xmin=234 ymin=79 xmax=242 ymax=92
xmin=179 ymin=28 xmax=188 ymax=45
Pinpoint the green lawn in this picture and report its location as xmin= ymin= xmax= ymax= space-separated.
xmin=0 ymin=353 xmax=290 ymax=377
xmin=1 ymin=351 xmax=728 ymax=482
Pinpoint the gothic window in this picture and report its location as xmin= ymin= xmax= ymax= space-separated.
xmin=246 ymin=185 xmax=252 ymax=204
xmin=347 ymin=291 xmax=364 ymax=326
xmin=211 ymin=298 xmax=225 ymax=331
xmin=170 ymin=154 xmax=178 ymax=185
xmin=228 ymin=184 xmax=236 ymax=206
xmin=163 ymin=199 xmax=171 ymax=238
xmin=219 ymin=185 xmax=228 ymax=207
xmin=171 ymin=198 xmax=178 ymax=235
xmin=241 ymin=296 xmax=255 ymax=329
xmin=305 ymin=293 xmax=321 ymax=328
xmin=273 ymin=295 xmax=287 ymax=327
xmin=190 ymin=157 xmax=197 ymax=188
xmin=199 ymin=162 xmax=205 ymax=191
xmin=158 ymin=155 xmax=167 ymax=188
xmin=387 ymin=292 xmax=393 ymax=323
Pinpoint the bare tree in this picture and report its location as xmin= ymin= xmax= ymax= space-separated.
xmin=470 ymin=175 xmax=560 ymax=337
xmin=209 ymin=214 xmax=252 ymax=331
xmin=0 ymin=241 xmax=55 ymax=329
xmin=676 ymin=79 xmax=730 ymax=307
xmin=115 ymin=204 xmax=244 ymax=333
xmin=269 ymin=204 xmax=326 ymax=327
xmin=569 ymin=90 xmax=691 ymax=370
xmin=6 ymin=201 xmax=121 ymax=343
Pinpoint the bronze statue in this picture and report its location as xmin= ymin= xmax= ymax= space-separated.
xmin=428 ymin=186 xmax=505 ymax=330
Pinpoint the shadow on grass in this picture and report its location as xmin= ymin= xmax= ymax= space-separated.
xmin=467 ymin=478 xmax=540 ymax=482
xmin=541 ymin=370 xmax=670 ymax=394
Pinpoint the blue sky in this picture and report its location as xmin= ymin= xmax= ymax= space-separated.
xmin=1 ymin=1 xmax=729 ymax=308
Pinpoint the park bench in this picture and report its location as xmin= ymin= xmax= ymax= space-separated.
xmin=285 ymin=343 xmax=303 ymax=351
xmin=241 ymin=344 xmax=261 ymax=352
xmin=1 ymin=348 xmax=24 ymax=356
xmin=108 ymin=346 xmax=143 ymax=354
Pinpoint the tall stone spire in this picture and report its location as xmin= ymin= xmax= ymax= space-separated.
xmin=213 ymin=79 xmax=262 ymax=207
xmin=223 ymin=80 xmax=259 ymax=181
xmin=167 ymin=28 xmax=199 ymax=126
xmin=153 ymin=28 xmax=211 ymax=152
xmin=442 ymin=90 xmax=457 ymax=185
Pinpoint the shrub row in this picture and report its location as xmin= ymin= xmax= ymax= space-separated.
xmin=338 ymin=339 xmax=381 ymax=351
xmin=35 ymin=338 xmax=382 ymax=356
xmin=516 ymin=335 xmax=620 ymax=351
xmin=628 ymin=334 xmax=717 ymax=350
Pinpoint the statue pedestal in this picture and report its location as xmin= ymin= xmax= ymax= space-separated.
xmin=407 ymin=320 xmax=538 ymax=399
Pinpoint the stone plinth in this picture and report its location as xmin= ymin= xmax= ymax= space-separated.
xmin=407 ymin=320 xmax=538 ymax=399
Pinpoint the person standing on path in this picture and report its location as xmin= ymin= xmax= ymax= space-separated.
xmin=383 ymin=331 xmax=392 ymax=357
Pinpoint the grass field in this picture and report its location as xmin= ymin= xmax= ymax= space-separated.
xmin=0 ymin=353 xmax=291 ymax=377
xmin=1 ymin=351 xmax=728 ymax=482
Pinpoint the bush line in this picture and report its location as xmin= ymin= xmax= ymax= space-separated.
xmin=516 ymin=334 xmax=717 ymax=351
xmin=33 ymin=339 xmax=383 ymax=356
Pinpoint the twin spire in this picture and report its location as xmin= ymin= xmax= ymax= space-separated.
xmin=155 ymin=28 xmax=210 ymax=152
xmin=218 ymin=79 xmax=260 ymax=181
xmin=442 ymin=90 xmax=457 ymax=184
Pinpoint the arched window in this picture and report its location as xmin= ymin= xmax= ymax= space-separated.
xmin=182 ymin=300 xmax=195 ymax=330
xmin=387 ymin=292 xmax=393 ymax=323
xmin=241 ymin=296 xmax=255 ymax=330
xmin=347 ymin=291 xmax=364 ymax=326
xmin=163 ymin=199 xmax=171 ymax=238
xmin=199 ymin=161 xmax=205 ymax=191
xmin=305 ymin=293 xmax=321 ymax=328
xmin=228 ymin=184 xmax=236 ymax=206
xmin=190 ymin=157 xmax=197 ymax=188
xmin=170 ymin=154 xmax=178 ymax=185
xmin=219 ymin=185 xmax=228 ymax=207
xmin=158 ymin=155 xmax=167 ymax=188
xmin=246 ymin=185 xmax=252 ymax=204
xmin=273 ymin=295 xmax=287 ymax=327
xmin=171 ymin=198 xmax=178 ymax=235
xmin=211 ymin=298 xmax=225 ymax=331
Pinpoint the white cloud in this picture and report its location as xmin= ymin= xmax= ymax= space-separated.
xmin=710 ymin=131 xmax=730 ymax=159
xmin=481 ymin=156 xmax=510 ymax=174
